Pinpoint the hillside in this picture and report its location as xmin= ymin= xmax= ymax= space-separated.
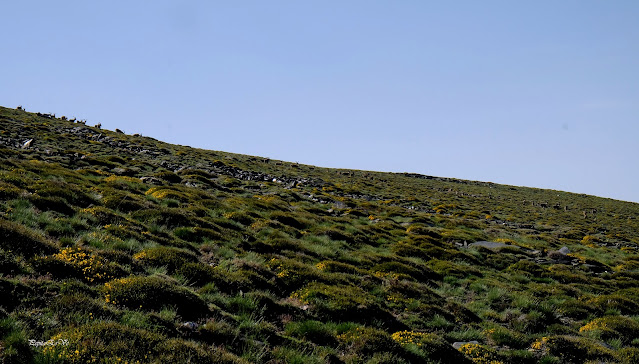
xmin=1 ymin=105 xmax=639 ymax=363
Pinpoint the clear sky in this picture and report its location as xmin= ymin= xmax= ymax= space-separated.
xmin=2 ymin=1 xmax=638 ymax=203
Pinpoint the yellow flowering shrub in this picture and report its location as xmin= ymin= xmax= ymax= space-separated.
xmin=391 ymin=330 xmax=431 ymax=347
xmin=41 ymin=322 xmax=163 ymax=363
xmin=53 ymin=247 xmax=112 ymax=283
xmin=144 ymin=187 xmax=187 ymax=201
xmin=528 ymin=335 xmax=616 ymax=363
xmin=579 ymin=315 xmax=639 ymax=343
xmin=458 ymin=343 xmax=503 ymax=364
xmin=104 ymin=175 xmax=140 ymax=185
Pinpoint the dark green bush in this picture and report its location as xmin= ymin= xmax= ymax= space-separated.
xmin=103 ymin=275 xmax=209 ymax=319
xmin=372 ymin=261 xmax=440 ymax=282
xmin=134 ymin=246 xmax=198 ymax=272
xmin=155 ymin=338 xmax=246 ymax=363
xmin=176 ymin=262 xmax=218 ymax=286
xmin=153 ymin=170 xmax=182 ymax=183
xmin=391 ymin=242 xmax=431 ymax=260
xmin=531 ymin=335 xmax=616 ymax=363
xmin=337 ymin=326 xmax=403 ymax=360
xmin=0 ymin=219 xmax=57 ymax=256
xmin=80 ymin=206 xmax=123 ymax=225
xmin=40 ymin=322 xmax=164 ymax=362
xmin=579 ymin=315 xmax=639 ymax=343
xmin=269 ymin=211 xmax=308 ymax=229
xmin=0 ymin=182 xmax=21 ymax=200
xmin=198 ymin=319 xmax=238 ymax=346
xmin=174 ymin=226 xmax=222 ymax=243
xmin=0 ymin=249 xmax=24 ymax=275
xmin=292 ymin=282 xmax=376 ymax=320
xmin=427 ymin=259 xmax=482 ymax=278
xmin=587 ymin=294 xmax=639 ymax=315
xmin=28 ymin=194 xmax=74 ymax=215
xmin=102 ymin=192 xmax=147 ymax=213
xmin=34 ymin=183 xmax=97 ymax=207
xmin=131 ymin=207 xmax=195 ymax=228
xmin=316 ymin=260 xmax=361 ymax=274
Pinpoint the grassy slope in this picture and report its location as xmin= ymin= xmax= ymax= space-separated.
xmin=1 ymin=105 xmax=639 ymax=363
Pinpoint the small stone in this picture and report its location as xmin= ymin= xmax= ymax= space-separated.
xmin=181 ymin=322 xmax=199 ymax=330
xmin=452 ymin=341 xmax=479 ymax=349
xmin=559 ymin=246 xmax=570 ymax=255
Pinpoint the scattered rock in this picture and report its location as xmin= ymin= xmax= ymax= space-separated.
xmin=181 ymin=322 xmax=199 ymax=330
xmin=453 ymin=341 xmax=479 ymax=349
xmin=140 ymin=176 xmax=163 ymax=185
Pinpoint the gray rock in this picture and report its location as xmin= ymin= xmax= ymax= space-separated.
xmin=140 ymin=176 xmax=163 ymax=185
xmin=559 ymin=246 xmax=571 ymax=255
xmin=181 ymin=322 xmax=199 ymax=330
xmin=452 ymin=341 xmax=479 ymax=349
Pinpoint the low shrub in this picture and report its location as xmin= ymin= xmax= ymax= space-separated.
xmin=34 ymin=183 xmax=97 ymax=207
xmin=145 ymin=186 xmax=189 ymax=202
xmin=406 ymin=224 xmax=440 ymax=237
xmin=586 ymin=294 xmax=639 ymax=315
xmin=337 ymin=326 xmax=402 ymax=359
xmin=392 ymin=330 xmax=470 ymax=363
xmin=80 ymin=206 xmax=123 ymax=225
xmin=41 ymin=322 xmax=164 ymax=363
xmin=133 ymin=246 xmax=198 ymax=273
xmin=267 ymin=258 xmax=324 ymax=292
xmin=103 ymin=275 xmax=209 ymax=319
xmin=102 ymin=192 xmax=147 ymax=213
xmin=529 ymin=335 xmax=616 ymax=363
xmin=428 ymin=259 xmax=483 ymax=278
xmin=153 ymin=170 xmax=182 ymax=183
xmin=372 ymin=261 xmax=440 ymax=282
xmin=34 ymin=247 xmax=123 ymax=283
xmin=0 ymin=219 xmax=57 ymax=257
xmin=176 ymin=262 xmax=218 ymax=286
xmin=224 ymin=211 xmax=257 ymax=226
xmin=457 ymin=342 xmax=502 ymax=364
xmin=0 ymin=249 xmax=24 ymax=275
xmin=391 ymin=242 xmax=431 ymax=260
xmin=173 ymin=226 xmax=222 ymax=243
xmin=291 ymin=282 xmax=375 ymax=320
xmin=579 ymin=315 xmax=639 ymax=343
xmin=28 ymin=194 xmax=75 ymax=215
xmin=508 ymin=260 xmax=547 ymax=277
xmin=0 ymin=182 xmax=21 ymax=199
xmin=483 ymin=326 xmax=527 ymax=348
xmin=315 ymin=260 xmax=361 ymax=275
xmin=131 ymin=207 xmax=195 ymax=228
xmin=285 ymin=320 xmax=338 ymax=346
xmin=269 ymin=211 xmax=308 ymax=229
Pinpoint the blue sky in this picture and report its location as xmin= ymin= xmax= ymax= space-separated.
xmin=2 ymin=1 xmax=638 ymax=203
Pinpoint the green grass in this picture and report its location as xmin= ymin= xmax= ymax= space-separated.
xmin=1 ymin=105 xmax=639 ymax=362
